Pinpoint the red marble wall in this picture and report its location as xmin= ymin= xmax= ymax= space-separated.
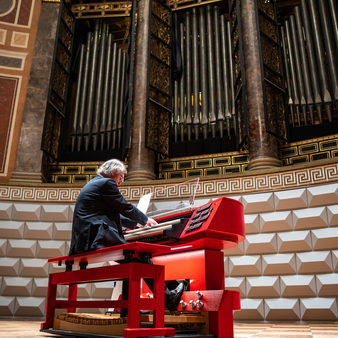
xmin=0 ymin=0 xmax=41 ymax=182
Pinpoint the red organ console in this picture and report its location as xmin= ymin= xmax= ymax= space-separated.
xmin=41 ymin=196 xmax=245 ymax=338
xmin=126 ymin=196 xmax=245 ymax=337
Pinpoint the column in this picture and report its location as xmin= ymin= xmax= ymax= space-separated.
xmin=10 ymin=2 xmax=60 ymax=183
xmin=240 ymin=0 xmax=281 ymax=170
xmin=126 ymin=0 xmax=156 ymax=181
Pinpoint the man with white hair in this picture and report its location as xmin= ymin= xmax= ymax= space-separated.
xmin=69 ymin=159 xmax=156 ymax=255
xmin=69 ymin=159 xmax=185 ymax=316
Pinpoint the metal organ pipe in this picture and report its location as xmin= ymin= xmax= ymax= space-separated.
xmin=100 ymin=33 xmax=113 ymax=150
xmin=206 ymin=5 xmax=217 ymax=138
xmin=185 ymin=11 xmax=192 ymax=141
xmin=213 ymin=6 xmax=225 ymax=138
xmin=117 ymin=51 xmax=127 ymax=148
xmin=72 ymin=43 xmax=85 ymax=151
xmin=317 ymin=0 xmax=338 ymax=104
xmin=227 ymin=20 xmax=236 ymax=136
xmin=307 ymin=0 xmax=332 ymax=121
xmin=171 ymin=6 xmax=237 ymax=144
xmin=294 ymin=6 xmax=314 ymax=124
xmin=179 ymin=22 xmax=185 ymax=142
xmin=192 ymin=8 xmax=200 ymax=139
xmin=299 ymin=0 xmax=323 ymax=123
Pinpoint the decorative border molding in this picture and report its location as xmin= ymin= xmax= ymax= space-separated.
xmin=1 ymin=160 xmax=337 ymax=203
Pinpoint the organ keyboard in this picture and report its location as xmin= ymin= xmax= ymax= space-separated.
xmin=124 ymin=196 xmax=245 ymax=251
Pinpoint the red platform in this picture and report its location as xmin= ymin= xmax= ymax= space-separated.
xmin=41 ymin=242 xmax=174 ymax=338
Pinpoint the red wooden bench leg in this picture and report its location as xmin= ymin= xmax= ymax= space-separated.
xmin=153 ymin=265 xmax=165 ymax=328
xmin=41 ymin=274 xmax=57 ymax=330
xmin=67 ymin=283 xmax=77 ymax=313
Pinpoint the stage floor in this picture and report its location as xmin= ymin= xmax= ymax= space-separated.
xmin=0 ymin=320 xmax=337 ymax=337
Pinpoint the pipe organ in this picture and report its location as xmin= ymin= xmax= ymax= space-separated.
xmin=172 ymin=5 xmax=236 ymax=144
xmin=281 ymin=0 xmax=338 ymax=127
xmin=71 ymin=20 xmax=128 ymax=153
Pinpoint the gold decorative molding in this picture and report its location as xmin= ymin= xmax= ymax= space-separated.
xmin=1 ymin=159 xmax=337 ymax=203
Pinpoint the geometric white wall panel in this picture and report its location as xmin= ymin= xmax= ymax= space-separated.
xmin=40 ymin=204 xmax=71 ymax=222
xmin=327 ymin=205 xmax=338 ymax=226
xmin=11 ymin=204 xmax=41 ymax=221
xmin=228 ymin=255 xmax=262 ymax=276
xmin=262 ymin=253 xmax=297 ymax=275
xmin=244 ymin=214 xmax=260 ymax=234
xmin=0 ymin=258 xmax=21 ymax=276
xmin=224 ymin=277 xmax=246 ymax=297
xmin=333 ymin=250 xmax=338 ymax=272
xmin=311 ymin=227 xmax=338 ymax=250
xmin=1 ymin=277 xmax=33 ymax=296
xmin=296 ymin=251 xmax=333 ymax=273
xmin=244 ymin=233 xmax=277 ymax=254
xmin=260 ymin=211 xmax=293 ymax=233
xmin=293 ymin=207 xmax=328 ymax=230
xmin=7 ymin=239 xmax=37 ymax=257
xmin=0 ymin=296 xmax=15 ymax=315
xmin=241 ymin=192 xmax=274 ymax=213
xmin=246 ymin=276 xmax=280 ymax=298
xmin=60 ymin=283 xmax=92 ymax=298
xmin=264 ymin=298 xmax=300 ymax=320
xmin=31 ymin=278 xmax=48 ymax=297
xmin=53 ymin=222 xmax=72 ymax=240
xmin=223 ymin=241 xmax=244 ymax=256
xmin=25 ymin=222 xmax=53 ymax=239
xmin=233 ymin=298 xmax=264 ymax=320
xmin=273 ymin=188 xmax=307 ymax=211
xmin=0 ymin=202 xmax=13 ymax=220
xmin=315 ymin=273 xmax=338 ymax=297
xmin=14 ymin=297 xmax=46 ymax=316
xmin=0 ymin=221 xmax=25 ymax=238
xmin=0 ymin=239 xmax=7 ymax=256
xmin=300 ymin=297 xmax=338 ymax=320
xmin=307 ymin=183 xmax=338 ymax=207
xmin=20 ymin=258 xmax=49 ymax=277
xmin=277 ymin=230 xmax=312 ymax=253
xmin=91 ymin=281 xmax=116 ymax=298
xmin=36 ymin=240 xmax=67 ymax=258
xmin=280 ymin=275 xmax=316 ymax=297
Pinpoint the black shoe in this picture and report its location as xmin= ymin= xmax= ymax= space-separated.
xmin=166 ymin=282 xmax=185 ymax=311
xmin=120 ymin=309 xmax=150 ymax=318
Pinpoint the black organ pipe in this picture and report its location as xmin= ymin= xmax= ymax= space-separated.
xmin=71 ymin=43 xmax=85 ymax=151
xmin=100 ymin=33 xmax=113 ymax=150
xmin=173 ymin=71 xmax=179 ymax=142
xmin=179 ymin=22 xmax=185 ymax=141
xmin=206 ymin=5 xmax=217 ymax=138
xmin=192 ymin=8 xmax=200 ymax=139
xmin=300 ymin=0 xmax=323 ymax=123
xmin=199 ymin=6 xmax=209 ymax=139
xmin=185 ymin=12 xmax=192 ymax=141
xmin=307 ymin=0 xmax=332 ymax=121
xmin=294 ymin=7 xmax=314 ymax=124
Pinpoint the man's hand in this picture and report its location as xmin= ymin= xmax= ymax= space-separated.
xmin=136 ymin=218 xmax=157 ymax=228
xmin=146 ymin=217 xmax=157 ymax=227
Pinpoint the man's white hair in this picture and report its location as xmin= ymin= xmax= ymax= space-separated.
xmin=97 ymin=159 xmax=126 ymax=177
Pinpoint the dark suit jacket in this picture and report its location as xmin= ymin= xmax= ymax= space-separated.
xmin=69 ymin=175 xmax=148 ymax=255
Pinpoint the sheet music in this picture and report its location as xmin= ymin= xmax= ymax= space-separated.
xmin=136 ymin=193 xmax=152 ymax=214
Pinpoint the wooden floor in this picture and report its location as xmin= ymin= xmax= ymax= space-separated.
xmin=0 ymin=320 xmax=337 ymax=337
